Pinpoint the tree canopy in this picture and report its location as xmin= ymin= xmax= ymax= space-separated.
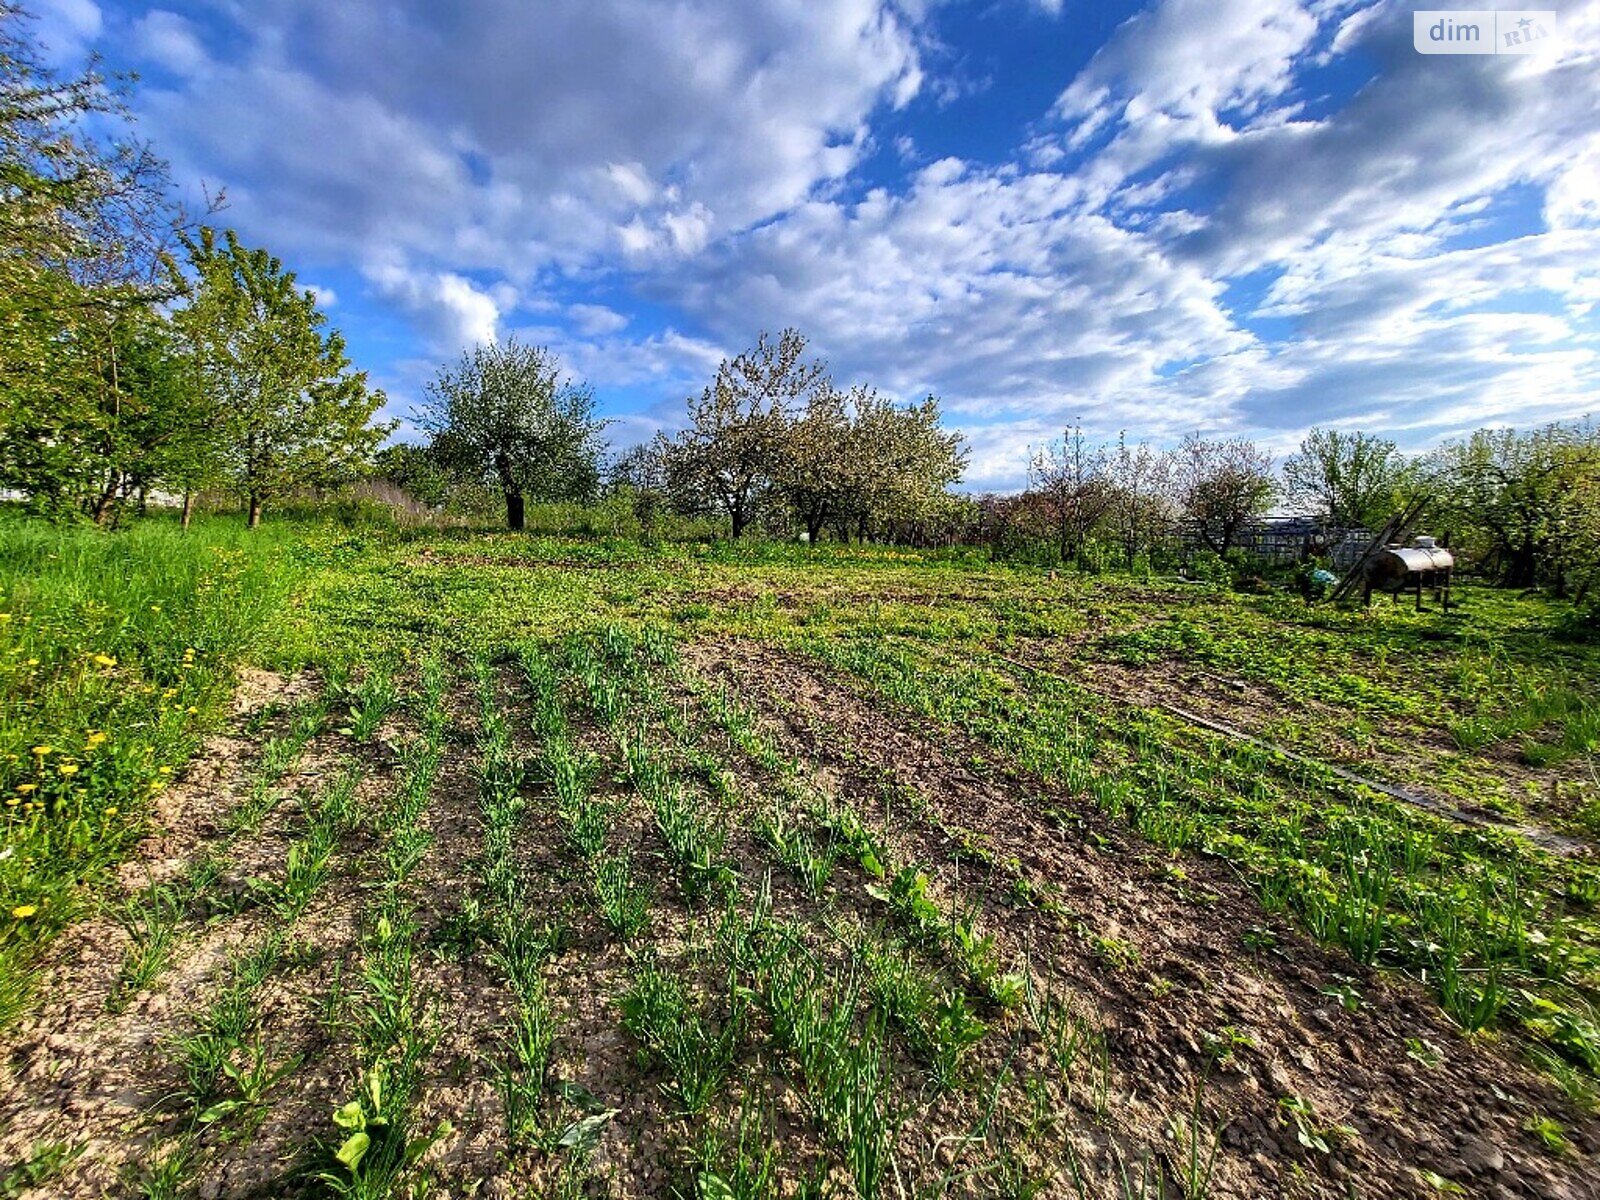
xmin=170 ymin=229 xmax=390 ymax=526
xmin=654 ymin=329 xmax=967 ymax=541
xmin=1174 ymin=434 xmax=1276 ymax=554
xmin=0 ymin=9 xmax=388 ymax=526
xmin=418 ymin=337 xmax=607 ymax=530
xmin=1283 ymin=428 xmax=1414 ymax=530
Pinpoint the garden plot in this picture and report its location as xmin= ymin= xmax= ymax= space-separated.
xmin=3 ymin=533 xmax=1599 ymax=1199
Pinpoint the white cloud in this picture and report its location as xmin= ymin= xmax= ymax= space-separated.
xmin=79 ymin=0 xmax=1600 ymax=488
xmin=29 ymin=0 xmax=101 ymax=65
xmin=658 ymin=158 xmax=1256 ymax=482
xmin=130 ymin=10 xmax=207 ymax=76
xmin=568 ymin=304 xmax=629 ymax=337
xmin=1054 ymin=0 xmax=1318 ymax=145
xmin=365 ymin=259 xmax=502 ymax=351
xmin=127 ymin=0 xmax=926 ymax=279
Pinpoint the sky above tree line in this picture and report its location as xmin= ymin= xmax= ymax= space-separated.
xmin=32 ymin=0 xmax=1600 ymax=490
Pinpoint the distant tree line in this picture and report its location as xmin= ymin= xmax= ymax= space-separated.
xmin=400 ymin=328 xmax=970 ymax=542
xmin=0 ymin=9 xmax=388 ymax=526
xmin=980 ymin=419 xmax=1600 ymax=598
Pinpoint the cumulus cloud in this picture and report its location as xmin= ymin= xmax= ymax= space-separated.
xmin=130 ymin=9 xmax=207 ymax=75
xmin=1054 ymin=0 xmax=1318 ymax=148
xmin=656 ymin=156 xmax=1258 ymax=485
xmin=29 ymin=0 xmax=101 ymax=65
xmin=124 ymin=0 xmax=925 ymax=279
xmin=365 ymin=259 xmax=504 ymax=352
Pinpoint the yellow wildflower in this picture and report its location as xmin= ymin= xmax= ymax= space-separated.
xmin=58 ymin=763 xmax=78 ymax=776
xmin=86 ymin=731 xmax=107 ymax=748
xmin=10 ymin=906 xmax=37 ymax=919
xmin=158 ymin=765 xmax=172 ymax=775
xmin=5 ymin=798 xmax=17 ymax=808
xmin=16 ymin=783 xmax=36 ymax=794
xmin=105 ymin=806 xmax=119 ymax=817
xmin=92 ymin=654 xmax=116 ymax=668
xmin=30 ymin=745 xmax=50 ymax=757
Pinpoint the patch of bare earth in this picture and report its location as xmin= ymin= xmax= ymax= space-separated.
xmin=0 ymin=670 xmax=362 ymax=1198
xmin=686 ymin=639 xmax=1599 ymax=1200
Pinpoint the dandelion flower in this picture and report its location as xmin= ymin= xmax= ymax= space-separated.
xmin=10 ymin=905 xmax=37 ymax=919
xmin=86 ymin=731 xmax=107 ymax=748
xmin=30 ymin=745 xmax=50 ymax=757
xmin=16 ymin=784 xmax=36 ymax=794
xmin=105 ymin=806 xmax=119 ymax=817
xmin=92 ymin=654 xmax=116 ymax=668
xmin=4 ymin=799 xmax=16 ymax=808
xmin=158 ymin=765 xmax=171 ymax=775
xmin=58 ymin=763 xmax=78 ymax=776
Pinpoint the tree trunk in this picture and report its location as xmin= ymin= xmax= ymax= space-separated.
xmin=181 ymin=492 xmax=195 ymax=530
xmin=90 ymin=480 xmax=119 ymax=526
xmin=805 ymin=514 xmax=824 ymax=544
xmin=247 ymin=493 xmax=263 ymax=528
xmin=505 ymin=490 xmax=526 ymax=531
xmin=1504 ymin=541 xmax=1538 ymax=588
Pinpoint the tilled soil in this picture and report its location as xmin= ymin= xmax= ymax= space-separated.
xmin=685 ymin=638 xmax=1600 ymax=1200
xmin=0 ymin=671 xmax=375 ymax=1198
xmin=5 ymin=643 xmax=1596 ymax=1200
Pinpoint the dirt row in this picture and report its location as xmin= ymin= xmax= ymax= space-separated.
xmin=5 ymin=641 xmax=1595 ymax=1200
xmin=0 ymin=670 xmax=363 ymax=1196
xmin=684 ymin=638 xmax=1600 ymax=1200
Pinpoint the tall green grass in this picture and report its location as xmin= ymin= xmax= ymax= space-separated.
xmin=0 ymin=513 xmax=298 ymax=1025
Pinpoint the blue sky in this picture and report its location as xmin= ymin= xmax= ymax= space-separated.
xmin=31 ymin=0 xmax=1600 ymax=488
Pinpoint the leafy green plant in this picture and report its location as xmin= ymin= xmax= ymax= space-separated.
xmin=621 ymin=960 xmax=747 ymax=1115
xmin=1 ymin=1141 xmax=85 ymax=1198
xmin=926 ymin=989 xmax=986 ymax=1090
xmin=591 ymin=853 xmax=651 ymax=940
xmin=317 ymin=1065 xmax=449 ymax=1197
xmin=197 ymin=1037 xmax=301 ymax=1125
xmin=1524 ymin=1113 xmax=1572 ymax=1155
xmin=1278 ymin=1094 xmax=1355 ymax=1154
xmin=341 ymin=668 xmax=400 ymax=741
xmin=498 ymin=990 xmax=557 ymax=1146
xmin=107 ymin=883 xmax=183 ymax=1012
xmin=758 ymin=812 xmax=836 ymax=898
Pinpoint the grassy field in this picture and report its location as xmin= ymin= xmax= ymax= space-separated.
xmin=2 ymin=520 xmax=1598 ymax=1198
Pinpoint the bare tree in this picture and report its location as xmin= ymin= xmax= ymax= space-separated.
xmin=1174 ymin=434 xmax=1275 ymax=554
xmin=1105 ymin=434 xmax=1176 ymax=567
xmin=1028 ymin=424 xmax=1114 ymax=565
